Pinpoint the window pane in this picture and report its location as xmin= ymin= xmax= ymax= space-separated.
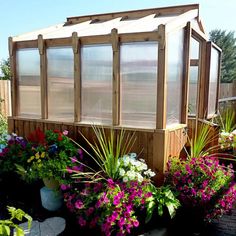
xmin=190 ymin=37 xmax=199 ymax=59
xmin=81 ymin=45 xmax=112 ymax=124
xmin=188 ymin=66 xmax=199 ymax=115
xmin=208 ymin=47 xmax=219 ymax=116
xmin=166 ymin=29 xmax=184 ymax=126
xmin=120 ymin=42 xmax=158 ymax=128
xmin=16 ymin=49 xmax=41 ymax=117
xmin=47 ymin=47 xmax=74 ymax=120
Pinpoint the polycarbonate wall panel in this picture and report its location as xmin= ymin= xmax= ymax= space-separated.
xmin=81 ymin=45 xmax=112 ymax=124
xmin=188 ymin=66 xmax=199 ymax=115
xmin=47 ymin=47 xmax=74 ymax=120
xmin=16 ymin=49 xmax=41 ymax=117
xmin=120 ymin=42 xmax=158 ymax=128
xmin=190 ymin=37 xmax=199 ymax=59
xmin=166 ymin=29 xmax=184 ymax=126
xmin=208 ymin=48 xmax=219 ymax=116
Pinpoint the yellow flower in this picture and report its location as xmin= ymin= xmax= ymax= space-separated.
xmin=41 ymin=152 xmax=45 ymax=158
xmin=35 ymin=152 xmax=40 ymax=159
xmin=27 ymin=156 xmax=34 ymax=163
xmin=37 ymin=159 xmax=41 ymax=163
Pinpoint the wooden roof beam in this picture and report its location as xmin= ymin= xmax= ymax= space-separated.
xmin=66 ymin=4 xmax=199 ymax=25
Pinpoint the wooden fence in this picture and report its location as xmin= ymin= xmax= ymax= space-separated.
xmin=0 ymin=80 xmax=11 ymax=117
xmin=219 ymin=81 xmax=236 ymax=99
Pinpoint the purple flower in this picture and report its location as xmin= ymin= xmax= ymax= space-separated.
xmin=107 ymin=178 xmax=114 ymax=185
xmin=133 ymin=220 xmax=139 ymax=227
xmin=75 ymin=200 xmax=84 ymax=209
xmin=60 ymin=184 xmax=70 ymax=191
xmin=78 ymin=149 xmax=83 ymax=157
xmin=78 ymin=216 xmax=86 ymax=226
xmin=118 ymin=217 xmax=125 ymax=227
xmin=71 ymin=156 xmax=78 ymax=163
xmin=63 ymin=130 xmax=68 ymax=136
xmin=66 ymin=167 xmax=73 ymax=174
xmin=72 ymin=166 xmax=82 ymax=172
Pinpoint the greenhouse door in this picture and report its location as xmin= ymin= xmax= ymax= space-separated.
xmin=188 ymin=31 xmax=207 ymax=119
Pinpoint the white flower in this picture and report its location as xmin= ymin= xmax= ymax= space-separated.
xmin=140 ymin=163 xmax=148 ymax=171
xmin=123 ymin=155 xmax=130 ymax=167
xmin=127 ymin=170 xmax=135 ymax=180
xmin=129 ymin=158 xmax=136 ymax=166
xmin=136 ymin=173 xmax=144 ymax=183
xmin=220 ymin=131 xmax=230 ymax=138
xmin=130 ymin=165 xmax=135 ymax=171
xmin=144 ymin=169 xmax=156 ymax=177
xmin=119 ymin=168 xmax=125 ymax=177
xmin=139 ymin=158 xmax=145 ymax=163
xmin=123 ymin=176 xmax=129 ymax=182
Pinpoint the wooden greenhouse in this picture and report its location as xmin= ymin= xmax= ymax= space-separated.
xmin=8 ymin=4 xmax=221 ymax=183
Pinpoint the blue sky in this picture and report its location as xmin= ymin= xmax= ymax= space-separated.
xmin=1 ymin=0 xmax=236 ymax=60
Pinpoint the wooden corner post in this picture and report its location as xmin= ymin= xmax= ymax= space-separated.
xmin=38 ymin=34 xmax=48 ymax=119
xmin=111 ymin=28 xmax=120 ymax=126
xmin=181 ymin=22 xmax=191 ymax=124
xmin=72 ymin=32 xmax=81 ymax=122
xmin=156 ymin=24 xmax=167 ymax=129
xmin=153 ymin=25 xmax=168 ymax=185
xmin=8 ymin=37 xmax=18 ymax=117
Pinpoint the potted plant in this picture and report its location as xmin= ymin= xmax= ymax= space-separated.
xmin=0 ymin=133 xmax=30 ymax=175
xmin=14 ymin=128 xmax=82 ymax=184
xmin=15 ymin=128 xmax=83 ymax=211
xmin=165 ymin=123 xmax=236 ymax=234
xmin=61 ymin=127 xmax=180 ymax=235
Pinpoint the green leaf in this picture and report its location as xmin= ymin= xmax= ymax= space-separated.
xmin=0 ymin=224 xmax=10 ymax=236
xmin=166 ymin=202 xmax=175 ymax=218
xmin=15 ymin=226 xmax=24 ymax=236
xmin=157 ymin=204 xmax=163 ymax=216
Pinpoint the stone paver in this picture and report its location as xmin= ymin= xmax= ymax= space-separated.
xmin=17 ymin=217 xmax=65 ymax=236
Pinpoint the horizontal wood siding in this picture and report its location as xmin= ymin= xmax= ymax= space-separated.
xmin=8 ymin=117 xmax=187 ymax=183
xmin=8 ymin=117 xmax=154 ymax=167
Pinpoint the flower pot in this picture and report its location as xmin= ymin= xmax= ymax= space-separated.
xmin=43 ymin=178 xmax=59 ymax=190
xmin=40 ymin=186 xmax=63 ymax=211
xmin=41 ymin=178 xmax=63 ymax=211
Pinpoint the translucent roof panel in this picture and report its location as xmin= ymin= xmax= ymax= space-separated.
xmin=12 ymin=6 xmax=201 ymax=41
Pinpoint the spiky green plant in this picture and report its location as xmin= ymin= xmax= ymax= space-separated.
xmin=219 ymin=108 xmax=236 ymax=133
xmin=71 ymin=126 xmax=136 ymax=181
xmin=187 ymin=122 xmax=218 ymax=159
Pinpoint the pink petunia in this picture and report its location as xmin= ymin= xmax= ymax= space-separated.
xmin=60 ymin=184 xmax=70 ymax=191
xmin=75 ymin=200 xmax=84 ymax=209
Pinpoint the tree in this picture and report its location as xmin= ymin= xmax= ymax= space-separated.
xmin=209 ymin=30 xmax=236 ymax=83
xmin=0 ymin=58 xmax=11 ymax=80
